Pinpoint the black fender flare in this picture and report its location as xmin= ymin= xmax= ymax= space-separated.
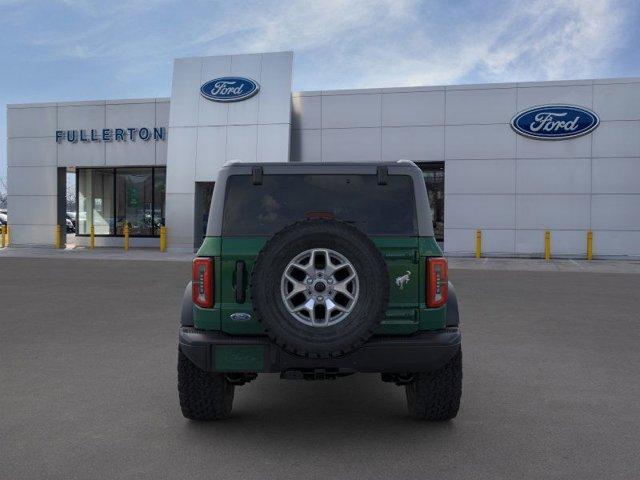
xmin=180 ymin=282 xmax=194 ymax=327
xmin=446 ymin=281 xmax=460 ymax=327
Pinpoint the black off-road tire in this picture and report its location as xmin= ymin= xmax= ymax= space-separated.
xmin=178 ymin=348 xmax=234 ymax=420
xmin=251 ymin=219 xmax=389 ymax=359
xmin=406 ymin=349 xmax=462 ymax=421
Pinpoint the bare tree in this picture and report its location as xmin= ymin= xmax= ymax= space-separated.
xmin=66 ymin=179 xmax=76 ymax=212
xmin=0 ymin=176 xmax=7 ymax=209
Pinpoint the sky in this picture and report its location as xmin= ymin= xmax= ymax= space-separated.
xmin=1 ymin=0 xmax=639 ymax=189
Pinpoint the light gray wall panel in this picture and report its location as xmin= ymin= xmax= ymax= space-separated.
xmin=4 ymin=224 xmax=56 ymax=246
xmin=516 ymin=194 xmax=590 ymax=230
xmin=259 ymin=52 xmax=294 ymax=124
xmin=516 ymin=158 xmax=591 ymax=194
xmin=227 ymin=54 xmax=261 ymax=126
xmin=197 ymin=55 xmax=232 ymax=126
xmin=155 ymin=138 xmax=168 ymax=166
xmin=106 ymin=102 xmax=155 ymax=127
xmin=7 ymin=106 xmax=57 ymax=138
xmin=381 ymin=91 xmax=444 ymax=126
xmin=291 ymin=129 xmax=321 ymax=162
xmin=445 ymin=124 xmax=515 ymax=159
xmin=6 ymin=194 xmax=57 ymax=226
xmin=516 ymin=85 xmax=592 ymax=110
xmin=515 ymin=229 xmax=586 ymax=256
xmin=591 ymin=195 xmax=640 ymax=230
xmin=166 ymin=128 xmax=196 ymax=194
xmin=445 ymin=194 xmax=515 ymax=229
xmin=7 ymin=166 xmax=58 ymax=196
xmin=445 ymin=159 xmax=515 ymax=194
xmin=257 ymin=124 xmax=290 ymax=163
xmin=321 ymin=128 xmax=381 ymax=162
xmin=445 ymin=228 xmax=515 ymax=254
xmin=446 ymin=88 xmax=516 ymax=125
xmin=593 ymin=82 xmax=640 ymax=121
xmin=292 ymin=95 xmax=321 ymax=130
xmin=195 ymin=126 xmax=226 ymax=181
xmin=381 ymin=126 xmax=444 ymax=161
xmin=7 ymin=137 xmax=57 ymax=166
xmin=322 ymin=94 xmax=381 ymax=129
xmin=592 ymin=158 xmax=640 ymax=193
xmin=165 ymin=193 xmax=194 ymax=250
xmin=592 ymin=121 xmax=640 ymax=157
xmin=156 ymin=101 xmax=170 ymax=126
xmin=591 ymin=231 xmax=640 ymax=256
xmin=155 ymin=101 xmax=170 ymax=165
xmin=226 ymin=125 xmax=258 ymax=162
xmin=58 ymin=104 xmax=105 ymax=131
xmin=169 ymin=57 xmax=202 ymax=127
xmin=58 ymin=141 xmax=105 ymax=167
xmin=516 ymin=134 xmax=591 ymax=159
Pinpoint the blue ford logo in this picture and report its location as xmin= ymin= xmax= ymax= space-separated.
xmin=200 ymin=76 xmax=260 ymax=102
xmin=511 ymin=105 xmax=599 ymax=140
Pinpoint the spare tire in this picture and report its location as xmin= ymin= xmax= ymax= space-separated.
xmin=251 ymin=219 xmax=389 ymax=358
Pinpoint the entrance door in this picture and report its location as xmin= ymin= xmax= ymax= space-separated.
xmin=417 ymin=162 xmax=444 ymax=242
xmin=194 ymin=182 xmax=215 ymax=248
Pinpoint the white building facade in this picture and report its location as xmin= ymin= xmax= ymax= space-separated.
xmin=6 ymin=52 xmax=640 ymax=257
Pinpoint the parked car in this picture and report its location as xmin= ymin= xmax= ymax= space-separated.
xmin=178 ymin=161 xmax=462 ymax=421
xmin=66 ymin=212 xmax=76 ymax=233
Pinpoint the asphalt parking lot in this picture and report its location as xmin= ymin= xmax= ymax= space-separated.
xmin=1 ymin=257 xmax=639 ymax=480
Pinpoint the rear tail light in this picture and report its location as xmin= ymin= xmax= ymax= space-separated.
xmin=426 ymin=257 xmax=448 ymax=308
xmin=192 ymin=257 xmax=214 ymax=308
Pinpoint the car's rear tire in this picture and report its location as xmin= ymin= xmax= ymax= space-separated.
xmin=405 ymin=349 xmax=462 ymax=421
xmin=178 ymin=348 xmax=234 ymax=420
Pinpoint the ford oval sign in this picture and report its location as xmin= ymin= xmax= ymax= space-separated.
xmin=511 ymin=105 xmax=599 ymax=140
xmin=200 ymin=77 xmax=260 ymax=102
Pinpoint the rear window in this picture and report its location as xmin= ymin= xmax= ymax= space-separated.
xmin=222 ymin=174 xmax=417 ymax=236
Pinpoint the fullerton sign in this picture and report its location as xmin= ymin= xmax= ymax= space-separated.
xmin=55 ymin=127 xmax=166 ymax=143
xmin=510 ymin=105 xmax=599 ymax=140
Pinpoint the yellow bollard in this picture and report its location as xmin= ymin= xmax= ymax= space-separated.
xmin=544 ymin=230 xmax=551 ymax=261
xmin=160 ymin=226 xmax=167 ymax=252
xmin=123 ymin=224 xmax=129 ymax=251
xmin=90 ymin=225 xmax=95 ymax=250
xmin=6 ymin=224 xmax=9 ymax=246
xmin=1 ymin=225 xmax=5 ymax=248
xmin=55 ymin=225 xmax=62 ymax=249
xmin=587 ymin=230 xmax=593 ymax=261
xmin=475 ymin=229 xmax=482 ymax=259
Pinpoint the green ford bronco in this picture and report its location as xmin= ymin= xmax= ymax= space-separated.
xmin=178 ymin=161 xmax=462 ymax=421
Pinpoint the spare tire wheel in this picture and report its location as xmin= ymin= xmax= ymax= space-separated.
xmin=251 ymin=219 xmax=389 ymax=358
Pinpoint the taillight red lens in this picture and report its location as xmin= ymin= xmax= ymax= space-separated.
xmin=192 ymin=257 xmax=214 ymax=308
xmin=426 ymin=257 xmax=448 ymax=308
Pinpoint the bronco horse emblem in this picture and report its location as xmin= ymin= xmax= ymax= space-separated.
xmin=395 ymin=271 xmax=411 ymax=290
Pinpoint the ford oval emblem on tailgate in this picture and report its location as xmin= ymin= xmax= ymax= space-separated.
xmin=230 ymin=312 xmax=252 ymax=322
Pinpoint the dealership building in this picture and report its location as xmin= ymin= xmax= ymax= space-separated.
xmin=6 ymin=51 xmax=640 ymax=257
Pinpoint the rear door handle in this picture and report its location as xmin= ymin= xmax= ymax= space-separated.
xmin=235 ymin=261 xmax=246 ymax=303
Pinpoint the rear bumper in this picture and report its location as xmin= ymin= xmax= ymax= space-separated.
xmin=179 ymin=327 xmax=461 ymax=374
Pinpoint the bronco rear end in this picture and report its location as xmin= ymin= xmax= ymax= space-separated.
xmin=178 ymin=161 xmax=461 ymax=421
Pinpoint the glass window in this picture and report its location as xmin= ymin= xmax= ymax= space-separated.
xmin=115 ymin=169 xmax=153 ymax=236
xmin=78 ymin=169 xmax=114 ymax=235
xmin=420 ymin=163 xmax=444 ymax=242
xmin=153 ymin=169 xmax=166 ymax=234
xmin=76 ymin=167 xmax=165 ymax=237
xmin=222 ymin=174 xmax=417 ymax=236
